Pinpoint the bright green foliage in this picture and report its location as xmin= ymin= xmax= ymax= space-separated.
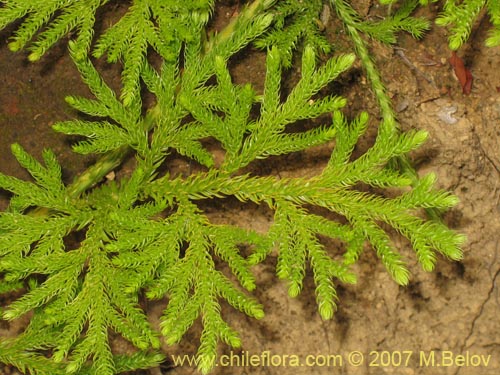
xmin=92 ymin=0 xmax=216 ymax=105
xmin=1 ymin=0 xmax=108 ymax=60
xmin=0 ymin=1 xmax=469 ymax=375
xmin=486 ymin=0 xmax=500 ymax=47
xmin=436 ymin=0 xmax=500 ymax=49
xmin=359 ymin=0 xmax=430 ymax=43
xmin=379 ymin=0 xmax=500 ymax=48
xmin=255 ymin=0 xmax=331 ymax=67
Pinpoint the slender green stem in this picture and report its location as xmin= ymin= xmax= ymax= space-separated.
xmin=330 ymin=0 xmax=443 ymax=221
xmin=330 ymin=0 xmax=397 ymax=137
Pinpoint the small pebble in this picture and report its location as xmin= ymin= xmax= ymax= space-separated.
xmin=437 ymin=105 xmax=458 ymax=124
xmin=396 ymin=99 xmax=410 ymax=112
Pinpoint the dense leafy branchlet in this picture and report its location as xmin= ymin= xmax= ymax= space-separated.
xmin=378 ymin=0 xmax=500 ymax=48
xmin=0 ymin=1 xmax=470 ymax=374
xmin=434 ymin=0 xmax=500 ymax=49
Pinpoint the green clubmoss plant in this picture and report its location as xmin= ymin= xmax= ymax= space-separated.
xmin=433 ymin=0 xmax=500 ymax=49
xmin=0 ymin=1 xmax=470 ymax=374
xmin=413 ymin=0 xmax=500 ymax=49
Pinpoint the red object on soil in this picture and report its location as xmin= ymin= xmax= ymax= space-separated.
xmin=449 ymin=51 xmax=473 ymax=95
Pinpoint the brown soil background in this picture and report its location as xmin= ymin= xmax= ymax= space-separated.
xmin=1 ymin=2 xmax=500 ymax=375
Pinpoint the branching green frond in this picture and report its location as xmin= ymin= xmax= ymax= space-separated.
xmin=0 ymin=144 xmax=71 ymax=212
xmin=2 ymin=0 xmax=107 ymax=60
xmin=227 ymin=47 xmax=353 ymax=171
xmin=0 ymin=220 xmax=76 ymax=282
xmin=210 ymin=12 xmax=274 ymax=62
xmin=184 ymin=12 xmax=273 ymax=92
xmin=261 ymin=125 xmax=336 ymax=157
xmin=3 ymin=259 xmax=83 ymax=321
xmin=69 ymin=42 xmax=142 ymax=125
xmin=327 ymin=111 xmax=369 ymax=168
xmin=260 ymin=46 xmax=282 ymax=121
xmin=107 ymin=271 xmax=161 ymax=350
xmin=0 ymin=339 xmax=65 ymax=375
xmin=0 ymin=1 xmax=469 ymax=374
xmin=270 ymin=201 xmax=351 ymax=319
xmin=53 ymin=120 xmax=131 ymax=154
xmin=212 ymin=57 xmax=256 ymax=157
xmin=110 ymin=214 xmax=184 ymax=294
xmin=93 ymin=1 xmax=155 ymax=106
xmin=358 ymin=0 xmax=430 ymax=43
xmin=323 ymin=112 xmax=427 ymax=188
xmin=146 ymin=201 xmax=265 ymax=374
xmin=336 ymin=129 xmax=428 ymax=186
xmin=172 ymin=139 xmax=215 ymax=168
xmin=0 ymin=0 xmax=213 ymax=66
xmin=0 ymin=155 xmax=168 ymax=374
xmin=395 ymin=173 xmax=460 ymax=209
xmin=26 ymin=0 xmax=103 ymax=62
xmin=353 ymin=215 xmax=410 ymax=285
xmin=0 ymin=215 xmax=54 ymax=256
xmin=255 ymin=0 xmax=330 ymax=67
xmin=10 ymin=144 xmax=63 ymax=193
xmin=291 ymin=50 xmax=355 ymax=105
xmin=436 ymin=0 xmax=487 ymax=50
xmin=146 ymin=104 xmax=464 ymax=293
xmin=1 ymin=211 xmax=163 ymax=374
xmin=210 ymin=225 xmax=264 ymax=291
xmin=64 ymin=95 xmax=111 ymax=118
